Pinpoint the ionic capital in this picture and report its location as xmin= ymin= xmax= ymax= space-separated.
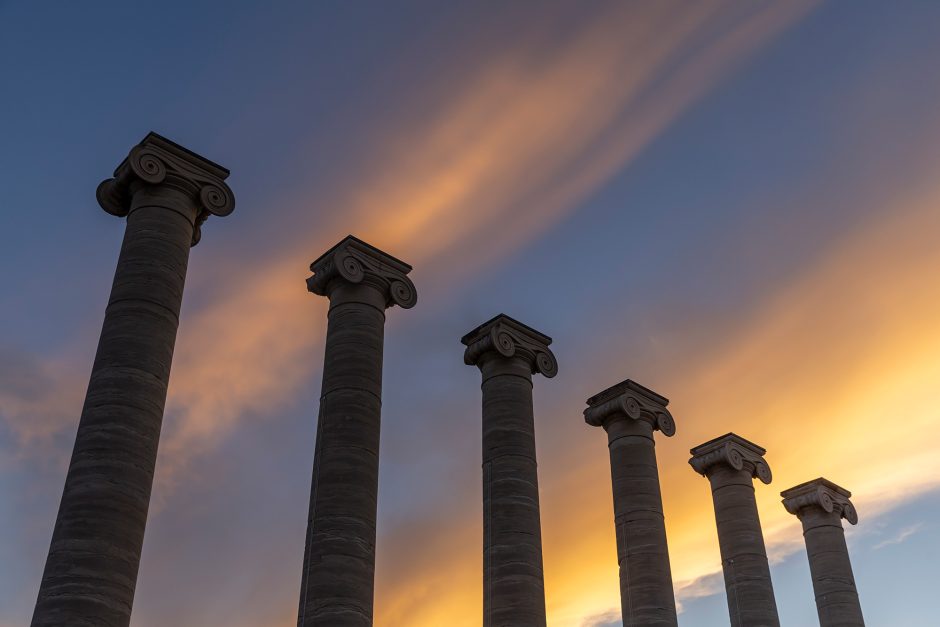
xmin=96 ymin=132 xmax=235 ymax=245
xmin=583 ymin=379 xmax=675 ymax=436
xmin=781 ymin=478 xmax=858 ymax=525
xmin=306 ymin=235 xmax=417 ymax=309
xmin=689 ymin=433 xmax=772 ymax=484
xmin=461 ymin=314 xmax=557 ymax=377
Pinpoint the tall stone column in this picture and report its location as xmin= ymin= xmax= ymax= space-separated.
xmin=584 ymin=379 xmax=678 ymax=626
xmin=462 ymin=314 xmax=557 ymax=627
xmin=782 ymin=478 xmax=864 ymax=627
xmin=689 ymin=433 xmax=779 ymax=627
xmin=298 ymin=236 xmax=416 ymax=627
xmin=32 ymin=133 xmax=235 ymax=627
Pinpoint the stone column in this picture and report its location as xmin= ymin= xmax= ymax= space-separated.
xmin=689 ymin=433 xmax=779 ymax=627
xmin=782 ymin=478 xmax=864 ymax=627
xmin=298 ymin=236 xmax=416 ymax=627
xmin=584 ymin=379 xmax=678 ymax=626
xmin=32 ymin=133 xmax=234 ymax=627
xmin=462 ymin=314 xmax=557 ymax=627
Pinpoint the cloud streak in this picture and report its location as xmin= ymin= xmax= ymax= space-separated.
xmin=0 ymin=0 xmax=819 ymax=484
xmin=873 ymin=523 xmax=925 ymax=550
xmin=2 ymin=2 xmax=824 ymax=624
xmin=158 ymin=0 xmax=818 ymax=489
xmin=0 ymin=346 xmax=85 ymax=465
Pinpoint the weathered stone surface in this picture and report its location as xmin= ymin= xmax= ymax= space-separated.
xmin=782 ymin=478 xmax=864 ymax=627
xmin=298 ymin=236 xmax=415 ymax=627
xmin=584 ymin=379 xmax=678 ymax=627
xmin=31 ymin=133 xmax=234 ymax=627
xmin=463 ymin=314 xmax=556 ymax=627
xmin=690 ymin=433 xmax=779 ymax=627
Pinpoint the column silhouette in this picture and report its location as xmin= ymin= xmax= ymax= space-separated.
xmin=690 ymin=433 xmax=779 ymax=627
xmin=584 ymin=379 xmax=678 ymax=627
xmin=782 ymin=478 xmax=865 ymax=627
xmin=32 ymin=133 xmax=235 ymax=627
xmin=462 ymin=314 xmax=557 ymax=627
xmin=298 ymin=236 xmax=416 ymax=627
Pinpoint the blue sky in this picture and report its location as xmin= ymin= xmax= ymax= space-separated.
xmin=3 ymin=1 xmax=940 ymax=625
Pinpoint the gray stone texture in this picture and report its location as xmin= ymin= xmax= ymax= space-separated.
xmin=782 ymin=478 xmax=864 ymax=627
xmin=298 ymin=236 xmax=416 ymax=627
xmin=31 ymin=133 xmax=234 ymax=627
xmin=689 ymin=433 xmax=779 ymax=627
xmin=584 ymin=379 xmax=678 ymax=627
xmin=462 ymin=315 xmax=557 ymax=627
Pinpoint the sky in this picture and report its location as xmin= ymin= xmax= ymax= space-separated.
xmin=2 ymin=1 xmax=940 ymax=625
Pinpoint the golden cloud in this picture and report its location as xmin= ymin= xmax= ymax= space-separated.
xmin=158 ymin=0 xmax=817 ymax=494
xmin=3 ymin=2 xmax=821 ymax=624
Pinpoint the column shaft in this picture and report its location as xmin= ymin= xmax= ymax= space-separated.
xmin=606 ymin=418 xmax=678 ymax=626
xmin=708 ymin=467 xmax=779 ymax=627
xmin=32 ymin=195 xmax=195 ymax=627
xmin=481 ymin=358 xmax=546 ymax=627
xmin=801 ymin=511 xmax=865 ymax=627
xmin=463 ymin=314 xmax=555 ymax=627
xmin=299 ymin=284 xmax=386 ymax=627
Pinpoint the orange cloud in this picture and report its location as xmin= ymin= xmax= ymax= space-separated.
xmin=2 ymin=2 xmax=821 ymax=624
xmin=0 ymin=1 xmax=814 ymax=485
xmin=0 ymin=347 xmax=85 ymax=466
xmin=156 ymin=0 xmax=816 ymax=493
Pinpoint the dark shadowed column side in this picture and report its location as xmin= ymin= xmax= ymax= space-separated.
xmin=584 ymin=380 xmax=678 ymax=627
xmin=31 ymin=133 xmax=234 ymax=627
xmin=690 ymin=434 xmax=779 ymax=627
xmin=782 ymin=478 xmax=865 ymax=627
xmin=298 ymin=236 xmax=416 ymax=627
xmin=462 ymin=315 xmax=557 ymax=627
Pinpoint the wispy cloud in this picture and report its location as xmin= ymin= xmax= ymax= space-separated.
xmin=873 ymin=523 xmax=925 ymax=550
xmin=674 ymin=572 xmax=725 ymax=614
xmin=0 ymin=346 xmax=84 ymax=465
xmin=2 ymin=2 xmax=822 ymax=624
xmin=0 ymin=0 xmax=818 ymax=489
xmin=580 ymin=609 xmax=621 ymax=627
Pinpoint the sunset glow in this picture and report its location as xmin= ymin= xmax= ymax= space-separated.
xmin=3 ymin=2 xmax=940 ymax=626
